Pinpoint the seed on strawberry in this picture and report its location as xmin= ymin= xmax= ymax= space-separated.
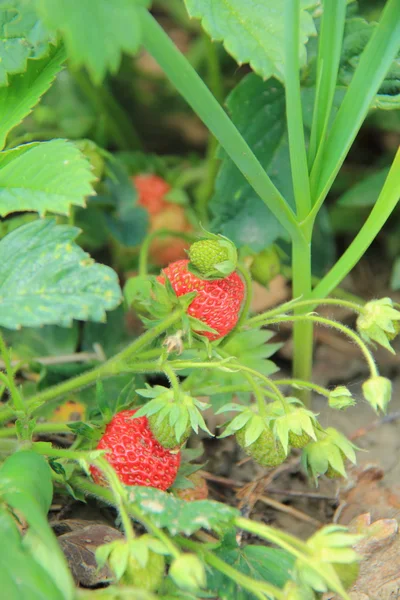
xmin=288 ymin=431 xmax=311 ymax=449
xmin=158 ymin=259 xmax=245 ymax=341
xmin=236 ymin=425 xmax=286 ymax=467
xmin=90 ymin=410 xmax=180 ymax=490
xmin=148 ymin=412 xmax=192 ymax=449
xmin=121 ymin=535 xmax=165 ymax=591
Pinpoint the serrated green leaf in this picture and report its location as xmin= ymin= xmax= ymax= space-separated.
xmin=0 ymin=140 xmax=95 ymax=217
xmin=0 ymin=219 xmax=121 ymax=329
xmin=126 ymin=486 xmax=239 ymax=536
xmin=37 ymin=0 xmax=150 ymax=84
xmin=184 ymin=0 xmax=317 ymax=82
xmin=209 ymin=540 xmax=294 ymax=599
xmin=0 ymin=1 xmax=54 ymax=86
xmin=0 ymin=44 xmax=66 ymax=150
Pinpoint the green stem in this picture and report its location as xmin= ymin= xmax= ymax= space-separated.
xmin=259 ymin=314 xmax=378 ymax=377
xmin=285 ymin=0 xmax=311 ymax=219
xmin=0 ymin=422 xmax=73 ymax=438
xmin=140 ymin=9 xmax=300 ymax=241
xmin=0 ymin=333 xmax=25 ymax=414
xmin=95 ymin=457 xmax=135 ymax=542
xmin=274 ymin=379 xmax=330 ymax=398
xmin=281 ymin=265 xmax=365 ymax=304
xmin=0 ymin=310 xmax=183 ymax=424
xmin=291 ymin=232 xmax=313 ymax=405
xmin=163 ymin=363 xmax=181 ymax=400
xmin=70 ymin=476 xmax=181 ymax=559
xmin=243 ymin=373 xmax=268 ymax=418
xmin=247 ymin=297 xmax=364 ymax=327
xmin=179 ymin=538 xmax=282 ymax=600
xmin=72 ymin=70 xmax=142 ymax=151
xmin=311 ymin=149 xmax=400 ymax=299
xmin=32 ymin=444 xmax=95 ymax=461
xmin=235 ymin=518 xmax=349 ymax=599
xmin=138 ymin=229 xmax=197 ymax=276
xmin=309 ymin=0 xmax=400 ymax=212
xmin=195 ymin=34 xmax=223 ymax=224
xmin=308 ymin=0 xmax=347 ymax=168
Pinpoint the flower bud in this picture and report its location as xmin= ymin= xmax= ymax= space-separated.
xmin=362 ymin=376 xmax=391 ymax=413
xmin=357 ymin=298 xmax=400 ymax=354
xmin=328 ymin=386 xmax=355 ymax=410
xmin=169 ymin=553 xmax=206 ymax=591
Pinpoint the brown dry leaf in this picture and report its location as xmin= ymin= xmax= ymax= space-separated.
xmin=328 ymin=513 xmax=400 ymax=600
xmin=335 ymin=464 xmax=400 ymax=525
xmin=57 ymin=522 xmax=123 ymax=587
xmin=250 ymin=275 xmax=290 ymax=314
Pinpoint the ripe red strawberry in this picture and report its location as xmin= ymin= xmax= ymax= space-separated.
xmin=90 ymin=410 xmax=180 ymax=491
xmin=158 ymin=259 xmax=245 ymax=341
xmin=133 ymin=174 xmax=170 ymax=216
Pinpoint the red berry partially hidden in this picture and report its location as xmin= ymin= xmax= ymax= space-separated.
xmin=133 ymin=174 xmax=170 ymax=216
xmin=158 ymin=259 xmax=245 ymax=341
xmin=90 ymin=410 xmax=180 ymax=491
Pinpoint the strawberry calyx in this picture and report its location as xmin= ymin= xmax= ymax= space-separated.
xmin=266 ymin=397 xmax=318 ymax=453
xmin=187 ymin=230 xmax=238 ymax=280
xmin=134 ymin=385 xmax=213 ymax=449
xmin=96 ymin=534 xmax=166 ymax=591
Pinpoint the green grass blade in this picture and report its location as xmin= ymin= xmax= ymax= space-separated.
xmin=140 ymin=10 xmax=300 ymax=240
xmin=308 ymin=0 xmax=347 ymax=169
xmin=309 ymin=0 xmax=400 ymax=213
xmin=285 ymin=0 xmax=311 ymax=220
xmin=311 ymin=148 xmax=400 ymax=300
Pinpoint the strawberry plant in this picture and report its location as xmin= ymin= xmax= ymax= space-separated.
xmin=0 ymin=1 xmax=399 ymax=599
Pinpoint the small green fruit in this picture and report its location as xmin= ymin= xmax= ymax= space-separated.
xmin=288 ymin=431 xmax=311 ymax=449
xmin=189 ymin=240 xmax=229 ymax=273
xmin=148 ymin=413 xmax=191 ymax=449
xmin=121 ymin=541 xmax=165 ymax=591
xmin=250 ymin=246 xmax=281 ymax=286
xmin=236 ymin=426 xmax=286 ymax=467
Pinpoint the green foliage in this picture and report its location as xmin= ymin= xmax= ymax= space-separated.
xmin=209 ymin=74 xmax=343 ymax=251
xmin=0 ymin=451 xmax=74 ymax=600
xmin=0 ymin=140 xmax=95 ymax=217
xmin=0 ymin=45 xmax=66 ymax=150
xmin=126 ymin=486 xmax=239 ymax=535
xmin=36 ymin=0 xmax=151 ymax=84
xmin=0 ymin=0 xmax=54 ymax=86
xmin=2 ymin=322 xmax=78 ymax=360
xmin=0 ymin=219 xmax=121 ymax=329
xmin=337 ymin=167 xmax=390 ymax=208
xmin=209 ymin=532 xmax=295 ymax=599
xmin=339 ymin=17 xmax=400 ymax=109
xmin=184 ymin=0 xmax=317 ymax=82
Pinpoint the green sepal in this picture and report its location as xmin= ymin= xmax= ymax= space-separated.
xmin=301 ymin=428 xmax=357 ymax=483
xmin=362 ymin=376 xmax=392 ymax=414
xmin=267 ymin=398 xmax=318 ymax=454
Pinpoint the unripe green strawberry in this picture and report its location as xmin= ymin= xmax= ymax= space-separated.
xmin=148 ymin=413 xmax=192 ymax=449
xmin=236 ymin=425 xmax=286 ymax=467
xmin=187 ymin=234 xmax=238 ymax=279
xmin=325 ymin=464 xmax=344 ymax=479
xmin=288 ymin=431 xmax=311 ymax=448
xmin=189 ymin=240 xmax=229 ymax=274
xmin=250 ymin=246 xmax=281 ymax=286
xmin=121 ymin=536 xmax=165 ymax=591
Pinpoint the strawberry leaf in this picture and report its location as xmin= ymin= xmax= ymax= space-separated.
xmin=0 ymin=45 xmax=66 ymax=150
xmin=0 ymin=1 xmax=54 ymax=86
xmin=184 ymin=0 xmax=317 ymax=82
xmin=0 ymin=219 xmax=121 ymax=329
xmin=0 ymin=140 xmax=95 ymax=217
xmin=126 ymin=486 xmax=239 ymax=535
xmin=36 ymin=0 xmax=150 ymax=84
